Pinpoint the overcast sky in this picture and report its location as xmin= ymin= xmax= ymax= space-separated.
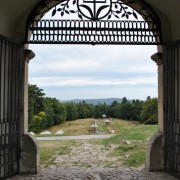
xmin=28 ymin=7 xmax=158 ymax=101
xmin=29 ymin=44 xmax=158 ymax=101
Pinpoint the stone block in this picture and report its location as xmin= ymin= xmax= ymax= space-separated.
xmin=145 ymin=133 xmax=164 ymax=171
xmin=20 ymin=133 xmax=40 ymax=174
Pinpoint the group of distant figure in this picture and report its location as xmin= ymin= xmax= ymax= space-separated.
xmin=90 ymin=114 xmax=115 ymax=134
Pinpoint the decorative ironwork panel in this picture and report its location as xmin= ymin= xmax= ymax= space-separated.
xmin=51 ymin=0 xmax=140 ymax=21
xmin=164 ymin=40 xmax=180 ymax=178
xmin=27 ymin=0 xmax=162 ymax=44
xmin=0 ymin=35 xmax=23 ymax=179
xmin=28 ymin=19 xmax=161 ymax=44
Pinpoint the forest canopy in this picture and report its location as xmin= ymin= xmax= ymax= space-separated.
xmin=28 ymin=84 xmax=158 ymax=133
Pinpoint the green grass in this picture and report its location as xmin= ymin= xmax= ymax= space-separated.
xmin=109 ymin=142 xmax=146 ymax=167
xmin=39 ymin=140 xmax=77 ymax=167
xmin=93 ymin=123 xmax=157 ymax=168
xmin=57 ymin=146 xmax=72 ymax=155
xmin=111 ymin=145 xmax=135 ymax=156
xmin=40 ymin=148 xmax=57 ymax=166
xmin=100 ymin=124 xmax=157 ymax=145
xmin=45 ymin=119 xmax=95 ymax=135
xmin=96 ymin=118 xmax=139 ymax=134
xmin=38 ymin=119 xmax=158 ymax=168
xmin=124 ymin=151 xmax=145 ymax=167
xmin=38 ymin=118 xmax=140 ymax=136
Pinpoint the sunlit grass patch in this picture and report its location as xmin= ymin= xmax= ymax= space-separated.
xmin=111 ymin=145 xmax=136 ymax=156
xmin=99 ymin=124 xmax=157 ymax=167
xmin=57 ymin=146 xmax=72 ymax=155
xmin=46 ymin=118 xmax=95 ymax=135
xmin=40 ymin=148 xmax=58 ymax=166
xmin=100 ymin=124 xmax=157 ymax=145
xmin=38 ymin=140 xmax=77 ymax=166
xmin=109 ymin=141 xmax=146 ymax=167
xmin=38 ymin=119 xmax=157 ymax=168
xmin=123 ymin=151 xmax=145 ymax=167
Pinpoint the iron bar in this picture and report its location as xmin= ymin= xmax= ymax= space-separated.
xmin=27 ymin=19 xmax=161 ymax=45
xmin=164 ymin=40 xmax=180 ymax=178
xmin=0 ymin=36 xmax=22 ymax=179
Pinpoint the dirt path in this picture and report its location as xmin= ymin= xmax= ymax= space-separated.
xmin=36 ymin=134 xmax=113 ymax=141
xmin=12 ymin=139 xmax=178 ymax=180
xmin=48 ymin=140 xmax=124 ymax=169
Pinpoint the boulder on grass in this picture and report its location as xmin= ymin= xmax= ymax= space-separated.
xmin=55 ymin=130 xmax=64 ymax=135
xmin=40 ymin=131 xmax=52 ymax=135
xmin=29 ymin=131 xmax=36 ymax=136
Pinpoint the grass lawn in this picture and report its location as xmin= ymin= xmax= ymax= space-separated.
xmin=37 ymin=118 xmax=140 ymax=136
xmin=37 ymin=118 xmax=158 ymax=168
xmin=92 ymin=124 xmax=157 ymax=167
xmin=44 ymin=118 xmax=96 ymax=135
xmin=39 ymin=140 xmax=77 ymax=167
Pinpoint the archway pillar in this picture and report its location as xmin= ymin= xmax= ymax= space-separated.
xmin=20 ymin=49 xmax=40 ymax=174
xmin=151 ymin=52 xmax=164 ymax=134
xmin=146 ymin=51 xmax=164 ymax=171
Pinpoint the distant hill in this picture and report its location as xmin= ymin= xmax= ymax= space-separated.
xmin=63 ymin=98 xmax=123 ymax=105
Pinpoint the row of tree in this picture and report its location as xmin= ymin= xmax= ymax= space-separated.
xmin=28 ymin=84 xmax=158 ymax=133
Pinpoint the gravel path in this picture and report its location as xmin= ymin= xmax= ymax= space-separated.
xmin=36 ymin=134 xmax=113 ymax=141
xmin=54 ymin=140 xmax=121 ymax=169
xmin=10 ymin=138 xmax=178 ymax=180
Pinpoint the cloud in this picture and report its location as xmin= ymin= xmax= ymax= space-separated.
xmin=29 ymin=76 xmax=157 ymax=87
xmin=43 ymin=85 xmax=157 ymax=101
xmin=28 ymin=8 xmax=158 ymax=100
xmin=29 ymin=44 xmax=158 ymax=100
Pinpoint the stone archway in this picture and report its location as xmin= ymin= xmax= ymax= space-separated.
xmin=20 ymin=0 xmax=166 ymax=176
xmin=0 ymin=0 xmax=180 ymax=179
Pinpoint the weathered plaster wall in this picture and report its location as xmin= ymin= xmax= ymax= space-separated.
xmin=145 ymin=0 xmax=180 ymax=42
xmin=0 ymin=0 xmax=41 ymax=41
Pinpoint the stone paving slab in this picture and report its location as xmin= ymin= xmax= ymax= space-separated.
xmin=10 ymin=167 xmax=178 ymax=180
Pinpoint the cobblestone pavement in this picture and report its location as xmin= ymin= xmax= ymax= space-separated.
xmin=11 ymin=167 xmax=178 ymax=180
xmin=54 ymin=141 xmax=122 ymax=168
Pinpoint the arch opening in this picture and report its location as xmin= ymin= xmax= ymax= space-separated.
xmin=23 ymin=0 xmax=164 ymax=176
xmin=28 ymin=43 xmax=158 ymax=170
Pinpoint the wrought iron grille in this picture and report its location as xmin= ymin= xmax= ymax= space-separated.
xmin=27 ymin=0 xmax=162 ymax=44
xmin=0 ymin=35 xmax=23 ymax=179
xmin=164 ymin=40 xmax=180 ymax=178
xmin=28 ymin=19 xmax=161 ymax=44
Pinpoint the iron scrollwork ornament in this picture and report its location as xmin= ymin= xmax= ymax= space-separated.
xmin=52 ymin=0 xmax=138 ymax=20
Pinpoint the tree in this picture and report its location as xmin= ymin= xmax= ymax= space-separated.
xmin=65 ymin=103 xmax=78 ymax=121
xmin=131 ymin=99 xmax=143 ymax=121
xmin=45 ymin=97 xmax=67 ymax=125
xmin=28 ymin=84 xmax=45 ymax=131
xmin=94 ymin=103 xmax=110 ymax=118
xmin=115 ymin=102 xmax=134 ymax=120
xmin=77 ymin=102 xmax=88 ymax=119
xmin=111 ymin=101 xmax=118 ymax=107
xmin=123 ymin=102 xmax=133 ymax=120
xmin=122 ymin=97 xmax=128 ymax=104
xmin=111 ymin=103 xmax=121 ymax=118
xmin=28 ymin=84 xmax=67 ymax=132
xmin=140 ymin=98 xmax=158 ymax=124
xmin=43 ymin=98 xmax=54 ymax=128
xmin=30 ymin=111 xmax=47 ymax=133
